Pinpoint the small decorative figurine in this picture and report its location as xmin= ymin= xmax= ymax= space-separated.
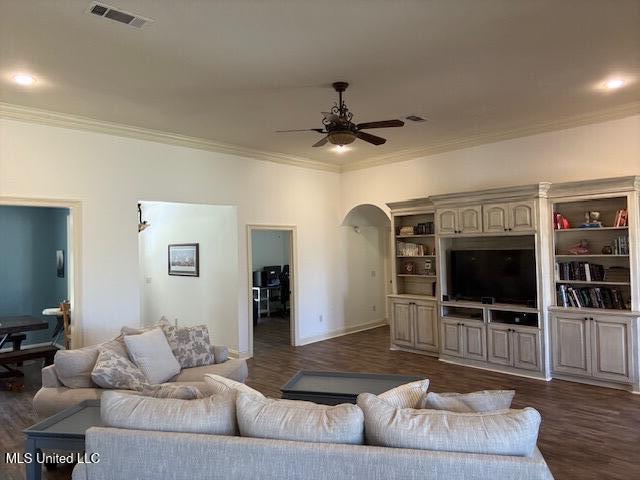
xmin=568 ymin=239 xmax=590 ymax=255
xmin=403 ymin=262 xmax=415 ymax=274
xmin=581 ymin=211 xmax=603 ymax=228
xmin=602 ymin=245 xmax=613 ymax=255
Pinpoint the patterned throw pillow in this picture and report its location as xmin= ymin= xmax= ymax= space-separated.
xmin=140 ymin=384 xmax=204 ymax=400
xmin=91 ymin=347 xmax=147 ymax=391
xmin=162 ymin=324 xmax=215 ymax=369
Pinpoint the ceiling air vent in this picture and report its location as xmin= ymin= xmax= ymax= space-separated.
xmin=87 ymin=2 xmax=153 ymax=29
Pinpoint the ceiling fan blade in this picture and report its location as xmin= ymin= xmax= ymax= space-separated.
xmin=356 ymin=131 xmax=386 ymax=146
xmin=312 ymin=136 xmax=329 ymax=147
xmin=275 ymin=128 xmax=325 ymax=133
xmin=356 ymin=119 xmax=405 ymax=130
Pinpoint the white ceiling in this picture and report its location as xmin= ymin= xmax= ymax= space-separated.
xmin=1 ymin=0 xmax=639 ymax=169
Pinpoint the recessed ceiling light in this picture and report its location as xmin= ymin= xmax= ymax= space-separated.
xmin=13 ymin=74 xmax=36 ymax=86
xmin=604 ymin=78 xmax=625 ymax=90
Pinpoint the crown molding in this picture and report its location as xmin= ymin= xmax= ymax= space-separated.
xmin=0 ymin=102 xmax=341 ymax=173
xmin=341 ymin=102 xmax=640 ymax=172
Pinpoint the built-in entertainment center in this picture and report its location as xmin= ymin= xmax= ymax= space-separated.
xmin=387 ymin=176 xmax=639 ymax=393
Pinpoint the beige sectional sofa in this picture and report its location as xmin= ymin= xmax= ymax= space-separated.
xmin=33 ymin=345 xmax=248 ymax=418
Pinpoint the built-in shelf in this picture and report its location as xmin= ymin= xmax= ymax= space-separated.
xmin=397 ymin=274 xmax=437 ymax=278
xmin=441 ymin=300 xmax=539 ymax=313
xmin=555 ymin=254 xmax=629 ymax=258
xmin=554 ymin=226 xmax=629 ymax=233
xmin=556 ymin=280 xmax=630 ymax=286
xmin=396 ymin=234 xmax=435 ymax=238
xmin=396 ymin=255 xmax=436 ymax=258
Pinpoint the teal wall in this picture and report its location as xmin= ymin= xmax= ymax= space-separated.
xmin=0 ymin=206 xmax=69 ymax=346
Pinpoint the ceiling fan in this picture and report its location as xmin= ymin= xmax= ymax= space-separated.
xmin=276 ymin=82 xmax=405 ymax=147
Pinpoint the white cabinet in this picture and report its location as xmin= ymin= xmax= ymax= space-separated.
xmin=440 ymin=319 xmax=486 ymax=361
xmin=390 ymin=297 xmax=438 ymax=354
xmin=483 ymin=200 xmax=536 ymax=233
xmin=436 ymin=206 xmax=482 ymax=235
xmin=551 ymin=312 xmax=634 ymax=384
xmin=488 ymin=324 xmax=541 ymax=371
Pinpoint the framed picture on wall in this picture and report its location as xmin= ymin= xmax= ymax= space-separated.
xmin=168 ymin=243 xmax=199 ymax=277
xmin=56 ymin=250 xmax=65 ymax=278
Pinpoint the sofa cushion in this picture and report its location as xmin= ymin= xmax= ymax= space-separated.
xmin=172 ymin=359 xmax=248 ymax=383
xmin=54 ymin=346 xmax=99 ymax=388
xmin=236 ymin=392 xmax=364 ymax=445
xmin=162 ymin=324 xmax=215 ymax=368
xmin=203 ymin=374 xmax=263 ymax=397
xmin=419 ymin=390 xmax=515 ymax=412
xmin=357 ymin=393 xmax=540 ymax=457
xmin=140 ymin=384 xmax=204 ymax=400
xmin=378 ymin=379 xmax=430 ymax=409
xmin=124 ymin=328 xmax=181 ymax=384
xmin=91 ymin=347 xmax=147 ymax=390
xmin=101 ymin=390 xmax=237 ymax=435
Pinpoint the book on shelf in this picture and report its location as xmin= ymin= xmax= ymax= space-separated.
xmin=555 ymin=261 xmax=605 ymax=281
xmin=612 ymin=235 xmax=629 ymax=255
xmin=557 ymin=284 xmax=626 ymax=310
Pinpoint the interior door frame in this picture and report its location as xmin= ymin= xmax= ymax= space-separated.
xmin=246 ymin=224 xmax=298 ymax=357
xmin=0 ymin=196 xmax=83 ymax=348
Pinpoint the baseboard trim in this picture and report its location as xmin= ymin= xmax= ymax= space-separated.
xmin=228 ymin=348 xmax=251 ymax=360
xmin=297 ymin=319 xmax=387 ymax=347
xmin=438 ymin=356 xmax=551 ymax=382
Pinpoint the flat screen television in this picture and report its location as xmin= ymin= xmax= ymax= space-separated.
xmin=450 ymin=249 xmax=537 ymax=305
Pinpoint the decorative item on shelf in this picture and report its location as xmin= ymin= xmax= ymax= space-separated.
xmin=399 ymin=226 xmax=415 ymax=236
xmin=567 ymin=239 xmax=590 ymax=255
xmin=580 ymin=211 xmax=603 ymax=228
xmin=602 ymin=245 xmax=613 ymax=255
xmin=403 ymin=261 xmax=415 ymax=274
xmin=553 ymin=212 xmax=570 ymax=230
xmin=423 ymin=259 xmax=435 ymax=275
xmin=614 ymin=209 xmax=628 ymax=227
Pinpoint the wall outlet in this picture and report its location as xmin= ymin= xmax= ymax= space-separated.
xmin=371 ymin=270 xmax=376 ymax=277
xmin=319 ymin=314 xmax=323 ymax=323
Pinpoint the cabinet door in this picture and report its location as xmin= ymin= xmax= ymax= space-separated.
xmin=390 ymin=300 xmax=414 ymax=348
xmin=414 ymin=301 xmax=438 ymax=352
xmin=441 ymin=319 xmax=462 ymax=357
xmin=591 ymin=317 xmax=632 ymax=383
xmin=483 ymin=204 xmax=510 ymax=233
xmin=458 ymin=206 xmax=483 ymax=234
xmin=510 ymin=201 xmax=536 ymax=232
xmin=552 ymin=314 xmax=591 ymax=377
xmin=461 ymin=322 xmax=486 ymax=361
xmin=487 ymin=325 xmax=512 ymax=366
xmin=437 ymin=209 xmax=458 ymax=235
xmin=513 ymin=329 xmax=541 ymax=371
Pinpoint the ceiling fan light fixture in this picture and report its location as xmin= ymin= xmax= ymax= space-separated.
xmin=328 ymin=131 xmax=356 ymax=146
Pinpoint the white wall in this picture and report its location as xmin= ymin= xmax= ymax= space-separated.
xmin=341 ymin=115 xmax=640 ymax=216
xmin=138 ymin=202 xmax=238 ymax=345
xmin=0 ymin=118 xmax=358 ymax=354
xmin=251 ymin=230 xmax=290 ymax=271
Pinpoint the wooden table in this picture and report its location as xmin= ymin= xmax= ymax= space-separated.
xmin=0 ymin=315 xmax=49 ymax=378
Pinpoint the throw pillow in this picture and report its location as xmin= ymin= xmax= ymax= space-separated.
xmin=140 ymin=384 xmax=204 ymax=400
xmin=124 ymin=328 xmax=181 ymax=384
xmin=419 ymin=390 xmax=515 ymax=412
xmin=120 ymin=317 xmax=170 ymax=337
xmin=162 ymin=324 xmax=215 ymax=368
xmin=54 ymin=346 xmax=99 ymax=388
xmin=236 ymin=392 xmax=364 ymax=445
xmin=90 ymin=348 xmax=147 ymax=390
xmin=101 ymin=390 xmax=237 ymax=435
xmin=357 ymin=393 xmax=540 ymax=457
xmin=203 ymin=374 xmax=264 ymax=397
xmin=378 ymin=379 xmax=430 ymax=409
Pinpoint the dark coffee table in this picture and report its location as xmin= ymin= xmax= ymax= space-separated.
xmin=23 ymin=400 xmax=102 ymax=480
xmin=281 ymin=370 xmax=423 ymax=405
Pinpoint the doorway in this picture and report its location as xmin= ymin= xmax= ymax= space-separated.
xmin=247 ymin=226 xmax=296 ymax=356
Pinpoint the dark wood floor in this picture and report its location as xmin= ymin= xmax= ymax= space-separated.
xmin=2 ymin=321 xmax=640 ymax=479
